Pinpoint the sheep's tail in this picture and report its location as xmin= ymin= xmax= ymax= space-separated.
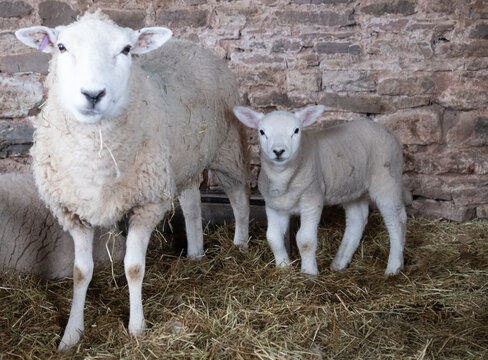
xmin=403 ymin=188 xmax=413 ymax=206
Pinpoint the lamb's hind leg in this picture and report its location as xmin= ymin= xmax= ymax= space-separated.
xmin=179 ymin=184 xmax=204 ymax=259
xmin=58 ymin=224 xmax=95 ymax=351
xmin=125 ymin=203 xmax=167 ymax=337
xmin=330 ymin=197 xmax=369 ymax=271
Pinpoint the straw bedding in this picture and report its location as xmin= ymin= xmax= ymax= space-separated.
xmin=1 ymin=209 xmax=487 ymax=359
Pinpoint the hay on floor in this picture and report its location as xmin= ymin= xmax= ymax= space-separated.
xmin=1 ymin=209 xmax=487 ymax=359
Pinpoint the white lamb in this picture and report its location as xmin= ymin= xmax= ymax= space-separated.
xmin=15 ymin=11 xmax=249 ymax=350
xmin=233 ymin=105 xmax=407 ymax=276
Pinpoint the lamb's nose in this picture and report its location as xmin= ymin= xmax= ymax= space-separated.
xmin=81 ymin=89 xmax=106 ymax=107
xmin=273 ymin=149 xmax=285 ymax=157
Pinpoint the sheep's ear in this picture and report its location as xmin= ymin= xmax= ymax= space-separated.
xmin=15 ymin=26 xmax=58 ymax=53
xmin=294 ymin=105 xmax=325 ymax=128
xmin=233 ymin=106 xmax=264 ymax=129
xmin=131 ymin=27 xmax=173 ymax=54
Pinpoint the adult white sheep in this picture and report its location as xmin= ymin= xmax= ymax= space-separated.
xmin=233 ymin=105 xmax=407 ymax=276
xmin=15 ymin=11 xmax=249 ymax=350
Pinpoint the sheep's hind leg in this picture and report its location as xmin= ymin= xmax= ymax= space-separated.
xmin=266 ymin=206 xmax=291 ymax=268
xmin=330 ymin=197 xmax=369 ymax=271
xmin=179 ymin=184 xmax=204 ymax=259
xmin=58 ymin=225 xmax=95 ymax=351
xmin=125 ymin=203 xmax=167 ymax=337
xmin=212 ymin=169 xmax=250 ymax=250
xmin=210 ymin=124 xmax=250 ymax=250
xmin=375 ymin=195 xmax=406 ymax=276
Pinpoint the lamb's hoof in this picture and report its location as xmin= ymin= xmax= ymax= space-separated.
xmin=58 ymin=328 xmax=82 ymax=351
xmin=330 ymin=259 xmax=348 ymax=272
xmin=384 ymin=266 xmax=402 ymax=276
xmin=275 ymin=257 xmax=292 ymax=269
xmin=385 ymin=259 xmax=404 ymax=276
xmin=301 ymin=266 xmax=319 ymax=276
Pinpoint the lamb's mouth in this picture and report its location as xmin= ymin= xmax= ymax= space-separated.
xmin=79 ymin=109 xmax=100 ymax=116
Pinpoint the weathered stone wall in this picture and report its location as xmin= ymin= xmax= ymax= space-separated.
xmin=1 ymin=0 xmax=487 ymax=221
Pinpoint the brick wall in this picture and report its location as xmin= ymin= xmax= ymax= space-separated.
xmin=0 ymin=0 xmax=487 ymax=221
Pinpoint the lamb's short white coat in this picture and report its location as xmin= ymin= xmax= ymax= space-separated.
xmin=15 ymin=11 xmax=249 ymax=350
xmin=233 ymin=105 xmax=407 ymax=276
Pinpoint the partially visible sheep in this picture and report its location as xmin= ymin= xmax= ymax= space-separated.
xmin=233 ymin=105 xmax=407 ymax=276
xmin=15 ymin=10 xmax=249 ymax=350
xmin=0 ymin=173 xmax=125 ymax=279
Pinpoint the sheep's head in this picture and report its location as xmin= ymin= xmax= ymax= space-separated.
xmin=15 ymin=11 xmax=172 ymax=124
xmin=233 ymin=105 xmax=325 ymax=166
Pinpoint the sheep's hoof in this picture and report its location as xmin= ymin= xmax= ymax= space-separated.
xmin=233 ymin=239 xmax=249 ymax=252
xmin=187 ymin=253 xmax=204 ymax=261
xmin=234 ymin=243 xmax=249 ymax=253
xmin=128 ymin=320 xmax=147 ymax=337
xmin=58 ymin=328 xmax=82 ymax=351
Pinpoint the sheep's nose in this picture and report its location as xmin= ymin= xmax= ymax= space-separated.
xmin=81 ymin=89 xmax=106 ymax=107
xmin=273 ymin=149 xmax=285 ymax=157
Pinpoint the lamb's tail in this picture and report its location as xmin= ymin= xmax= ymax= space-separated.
xmin=403 ymin=188 xmax=413 ymax=206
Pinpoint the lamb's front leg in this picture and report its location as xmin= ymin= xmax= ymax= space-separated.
xmin=296 ymin=204 xmax=322 ymax=275
xmin=125 ymin=203 xmax=167 ymax=337
xmin=265 ymin=206 xmax=291 ymax=267
xmin=58 ymin=225 xmax=95 ymax=351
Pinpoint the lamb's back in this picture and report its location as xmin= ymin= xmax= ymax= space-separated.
xmin=309 ymin=120 xmax=403 ymax=205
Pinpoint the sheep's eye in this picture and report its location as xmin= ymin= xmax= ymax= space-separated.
xmin=294 ymin=128 xmax=300 ymax=134
xmin=58 ymin=44 xmax=66 ymax=53
xmin=259 ymin=129 xmax=265 ymax=136
xmin=121 ymin=45 xmax=132 ymax=55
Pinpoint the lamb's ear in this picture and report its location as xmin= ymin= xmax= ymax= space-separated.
xmin=131 ymin=27 xmax=173 ymax=54
xmin=294 ymin=105 xmax=325 ymax=128
xmin=233 ymin=106 xmax=264 ymax=129
xmin=15 ymin=26 xmax=58 ymax=53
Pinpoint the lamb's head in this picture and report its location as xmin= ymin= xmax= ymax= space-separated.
xmin=234 ymin=105 xmax=325 ymax=165
xmin=15 ymin=11 xmax=172 ymax=124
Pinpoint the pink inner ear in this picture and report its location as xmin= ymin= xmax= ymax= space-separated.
xmin=136 ymin=33 xmax=153 ymax=49
xmin=38 ymin=34 xmax=49 ymax=51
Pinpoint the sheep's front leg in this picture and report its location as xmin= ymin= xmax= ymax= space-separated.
xmin=179 ymin=185 xmax=204 ymax=259
xmin=265 ymin=206 xmax=291 ymax=267
xmin=125 ymin=204 xmax=167 ymax=337
xmin=58 ymin=225 xmax=95 ymax=351
xmin=296 ymin=204 xmax=322 ymax=275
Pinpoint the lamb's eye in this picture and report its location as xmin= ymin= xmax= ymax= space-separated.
xmin=58 ymin=44 xmax=66 ymax=53
xmin=121 ymin=45 xmax=132 ymax=55
xmin=259 ymin=129 xmax=265 ymax=136
xmin=294 ymin=128 xmax=300 ymax=134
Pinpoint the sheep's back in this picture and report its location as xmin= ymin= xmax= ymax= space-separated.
xmin=135 ymin=40 xmax=240 ymax=188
